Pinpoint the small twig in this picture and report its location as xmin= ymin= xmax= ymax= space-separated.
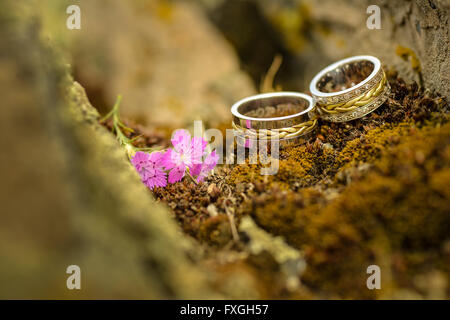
xmin=223 ymin=184 xmax=232 ymax=197
xmin=224 ymin=198 xmax=240 ymax=242
xmin=260 ymin=54 xmax=283 ymax=93
xmin=185 ymin=169 xmax=198 ymax=185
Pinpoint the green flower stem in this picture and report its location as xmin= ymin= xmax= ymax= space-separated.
xmin=101 ymin=95 xmax=163 ymax=158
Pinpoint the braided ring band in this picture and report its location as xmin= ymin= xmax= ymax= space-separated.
xmin=231 ymin=92 xmax=317 ymax=148
xmin=309 ymin=55 xmax=390 ymax=122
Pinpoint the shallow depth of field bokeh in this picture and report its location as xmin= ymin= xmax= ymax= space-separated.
xmin=0 ymin=0 xmax=449 ymax=299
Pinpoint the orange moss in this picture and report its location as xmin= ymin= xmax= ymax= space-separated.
xmin=336 ymin=122 xmax=414 ymax=169
xmin=251 ymin=121 xmax=450 ymax=298
xmin=396 ymin=45 xmax=422 ymax=73
xmin=396 ymin=45 xmax=423 ymax=86
xmin=227 ymin=142 xmax=336 ymax=190
xmin=198 ymin=215 xmax=233 ymax=247
xmin=139 ymin=74 xmax=448 ymax=298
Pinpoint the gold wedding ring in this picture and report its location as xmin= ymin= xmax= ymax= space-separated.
xmin=309 ymin=55 xmax=390 ymax=122
xmin=231 ymin=92 xmax=317 ymax=148
xmin=230 ymin=56 xmax=390 ymax=149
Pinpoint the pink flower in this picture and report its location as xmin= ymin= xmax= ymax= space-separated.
xmin=130 ymin=129 xmax=218 ymax=188
xmin=162 ymin=129 xmax=208 ymax=183
xmin=131 ymin=151 xmax=167 ymax=189
xmin=194 ymin=150 xmax=219 ymax=183
xmin=191 ymin=136 xmax=208 ymax=164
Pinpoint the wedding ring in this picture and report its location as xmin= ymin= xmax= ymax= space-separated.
xmin=309 ymin=55 xmax=390 ymax=122
xmin=231 ymin=92 xmax=317 ymax=148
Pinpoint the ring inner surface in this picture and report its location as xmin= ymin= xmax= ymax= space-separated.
xmin=238 ymin=96 xmax=309 ymax=119
xmin=316 ymin=60 xmax=374 ymax=93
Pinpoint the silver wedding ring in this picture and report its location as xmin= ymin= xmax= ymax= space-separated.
xmin=230 ymin=56 xmax=390 ymax=147
xmin=309 ymin=55 xmax=390 ymax=122
xmin=231 ymin=92 xmax=317 ymax=148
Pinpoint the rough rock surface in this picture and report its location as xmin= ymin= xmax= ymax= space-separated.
xmin=205 ymin=0 xmax=449 ymax=97
xmin=301 ymin=0 xmax=450 ymax=97
xmin=0 ymin=1 xmax=233 ymax=299
xmin=48 ymin=0 xmax=255 ymax=129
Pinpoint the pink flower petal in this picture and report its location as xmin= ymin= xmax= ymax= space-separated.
xmin=194 ymin=150 xmax=219 ymax=183
xmin=191 ymin=137 xmax=207 ymax=164
xmin=154 ymin=173 xmax=167 ymax=188
xmin=168 ymin=165 xmax=186 ymax=183
xmin=144 ymin=168 xmax=167 ymax=189
xmin=189 ymin=163 xmax=202 ymax=176
xmin=155 ymin=170 xmax=168 ymax=188
xmin=149 ymin=151 xmax=164 ymax=164
xmin=171 ymin=129 xmax=191 ymax=154
xmin=131 ymin=151 xmax=168 ymax=190
xmin=204 ymin=150 xmax=219 ymax=170
xmin=144 ymin=178 xmax=156 ymax=189
xmin=131 ymin=151 xmax=150 ymax=171
xmin=162 ymin=149 xmax=177 ymax=170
